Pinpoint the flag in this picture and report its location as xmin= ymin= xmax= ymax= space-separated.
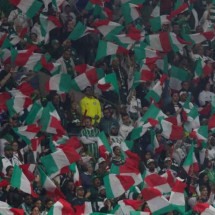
xmin=69 ymin=163 xmax=81 ymax=186
xmin=97 ymin=132 xmax=112 ymax=159
xmin=20 ymin=164 xmax=36 ymax=182
xmin=113 ymin=200 xmax=143 ymax=215
xmin=145 ymin=74 xmax=167 ymax=102
xmin=40 ymin=102 xmax=66 ymax=135
xmin=68 ymin=21 xmax=95 ymax=40
xmin=40 ymin=55 xmax=61 ymax=75
xmin=194 ymin=58 xmax=213 ymax=81
xmin=38 ymin=167 xmax=65 ymax=198
xmin=121 ymin=3 xmax=141 ymax=24
xmin=40 ymin=14 xmax=61 ymax=42
xmin=97 ymin=73 xmax=119 ymax=93
xmin=150 ymin=129 xmax=161 ymax=153
xmin=48 ymin=198 xmax=75 ymax=215
xmin=182 ymin=31 xmax=215 ymax=45
xmin=160 ymin=119 xmax=184 ymax=140
xmin=71 ymin=68 xmax=104 ymax=92
xmin=140 ymin=104 xmax=167 ymax=123
xmin=40 ymin=144 xmax=80 ymax=178
xmin=208 ymin=115 xmax=215 ymax=132
xmin=0 ymin=92 xmax=11 ymax=112
xmin=95 ymin=40 xmax=128 ymax=62
xmin=149 ymin=15 xmax=170 ymax=32
xmin=141 ymin=187 xmax=171 ymax=215
xmin=169 ymin=179 xmax=186 ymax=213
xmin=46 ymin=74 xmax=73 ymax=93
xmin=75 ymin=64 xmax=95 ymax=74
xmin=13 ymin=124 xmax=41 ymax=145
xmin=144 ymin=173 xmax=171 ymax=196
xmin=25 ymin=101 xmax=43 ymax=125
xmin=93 ymin=19 xmax=123 ymax=39
xmin=168 ymin=3 xmax=189 ymax=19
xmin=9 ymin=82 xmax=35 ymax=97
xmin=9 ymin=0 xmax=43 ymax=18
xmin=129 ymin=119 xmax=158 ymax=140
xmin=182 ymin=143 xmax=199 ymax=174
xmin=193 ymin=203 xmax=215 ymax=214
xmin=169 ymin=66 xmax=191 ymax=91
xmin=10 ymin=165 xmax=38 ymax=198
xmin=0 ymin=201 xmax=24 ymax=215
xmin=190 ymin=126 xmax=208 ymax=143
xmin=104 ymin=174 xmax=135 ymax=198
xmin=6 ymin=96 xmax=32 ymax=117
xmin=133 ymin=70 xmax=155 ymax=87
xmin=73 ymin=202 xmax=93 ymax=215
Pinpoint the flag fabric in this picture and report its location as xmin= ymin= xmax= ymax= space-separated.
xmin=133 ymin=70 xmax=155 ymax=87
xmin=160 ymin=119 xmax=184 ymax=140
xmin=0 ymin=92 xmax=11 ymax=112
xmin=71 ymin=68 xmax=104 ymax=92
xmin=40 ymin=144 xmax=80 ymax=178
xmin=38 ymin=167 xmax=65 ymax=198
xmin=40 ymin=102 xmax=66 ymax=135
xmin=48 ymin=198 xmax=75 ymax=215
xmin=73 ymin=202 xmax=93 ymax=215
xmin=6 ymin=96 xmax=32 ymax=117
xmin=208 ymin=115 xmax=215 ymax=132
xmin=182 ymin=143 xmax=199 ymax=174
xmin=97 ymin=73 xmax=119 ymax=93
xmin=193 ymin=203 xmax=215 ymax=214
xmin=25 ymin=101 xmax=43 ymax=125
xmin=169 ymin=66 xmax=191 ymax=91
xmin=190 ymin=126 xmax=208 ymax=143
xmin=95 ymin=40 xmax=128 ymax=62
xmin=129 ymin=119 xmax=158 ymax=140
xmin=93 ymin=20 xmax=123 ymax=39
xmin=97 ymin=132 xmax=112 ymax=159
xmin=13 ymin=124 xmax=41 ymax=145
xmin=145 ymin=74 xmax=167 ymax=102
xmin=9 ymin=0 xmax=43 ymax=18
xmin=149 ymin=15 xmax=170 ymax=32
xmin=121 ymin=3 xmax=141 ymax=24
xmin=20 ymin=164 xmax=36 ymax=182
xmin=68 ymin=21 xmax=95 ymax=40
xmin=150 ymin=129 xmax=161 ymax=153
xmin=40 ymin=14 xmax=61 ymax=42
xmin=104 ymin=174 xmax=135 ymax=198
xmin=140 ymin=104 xmax=167 ymax=123
xmin=141 ymin=187 xmax=171 ymax=215
xmin=69 ymin=163 xmax=81 ymax=186
xmin=40 ymin=55 xmax=61 ymax=75
xmin=169 ymin=179 xmax=186 ymax=213
xmin=75 ymin=64 xmax=95 ymax=74
xmin=9 ymin=82 xmax=34 ymax=97
xmin=144 ymin=173 xmax=171 ymax=196
xmin=0 ymin=201 xmax=24 ymax=215
xmin=194 ymin=58 xmax=213 ymax=81
xmin=182 ymin=31 xmax=215 ymax=44
xmin=146 ymin=32 xmax=189 ymax=53
xmin=10 ymin=165 xmax=38 ymax=198
xmin=46 ymin=73 xmax=73 ymax=93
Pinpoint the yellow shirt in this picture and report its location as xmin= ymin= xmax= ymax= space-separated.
xmin=80 ymin=96 xmax=102 ymax=124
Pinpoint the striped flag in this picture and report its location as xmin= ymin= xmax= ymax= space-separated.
xmin=0 ymin=201 xmax=24 ymax=215
xmin=98 ymin=73 xmax=119 ymax=93
xmin=68 ymin=22 xmax=95 ymax=40
xmin=9 ymin=0 xmax=43 ymax=18
xmin=11 ymin=165 xmax=38 ymax=198
xmin=40 ymin=144 xmax=80 ymax=178
xmin=13 ymin=124 xmax=41 ymax=145
xmin=104 ymin=174 xmax=135 ymax=198
xmin=121 ymin=3 xmax=141 ymax=24
xmin=193 ymin=203 xmax=215 ymax=214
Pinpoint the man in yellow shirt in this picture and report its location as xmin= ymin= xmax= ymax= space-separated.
xmin=80 ymin=86 xmax=102 ymax=125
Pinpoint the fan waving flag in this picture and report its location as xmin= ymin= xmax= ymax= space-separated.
xmin=9 ymin=0 xmax=43 ymax=18
xmin=98 ymin=73 xmax=119 ymax=94
xmin=11 ymin=165 xmax=38 ymax=198
xmin=68 ymin=22 xmax=95 ymax=40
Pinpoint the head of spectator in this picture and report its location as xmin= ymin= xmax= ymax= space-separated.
xmin=75 ymin=186 xmax=85 ymax=198
xmin=30 ymin=206 xmax=40 ymax=215
xmin=110 ymin=124 xmax=119 ymax=136
xmin=83 ymin=86 xmax=94 ymax=98
xmin=179 ymin=91 xmax=188 ymax=103
xmin=5 ymin=165 xmax=13 ymax=178
xmin=147 ymin=159 xmax=156 ymax=172
xmin=121 ymin=113 xmax=131 ymax=126
xmin=171 ymin=92 xmax=179 ymax=104
xmin=4 ymin=145 xmax=13 ymax=159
